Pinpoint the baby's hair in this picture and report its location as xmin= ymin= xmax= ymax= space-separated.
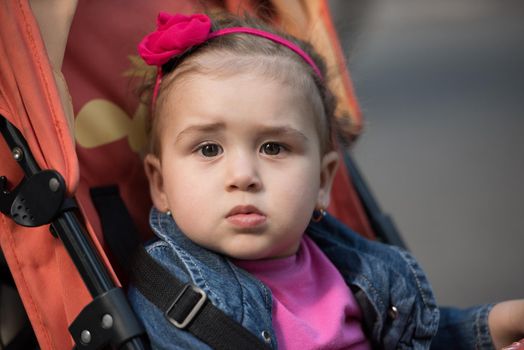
xmin=140 ymin=13 xmax=339 ymax=156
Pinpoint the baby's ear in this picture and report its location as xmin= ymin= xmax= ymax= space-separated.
xmin=143 ymin=153 xmax=169 ymax=212
xmin=317 ymin=151 xmax=339 ymax=209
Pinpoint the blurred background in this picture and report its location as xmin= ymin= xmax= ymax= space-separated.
xmin=329 ymin=0 xmax=524 ymax=307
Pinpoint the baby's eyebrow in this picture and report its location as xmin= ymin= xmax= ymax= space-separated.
xmin=256 ymin=125 xmax=309 ymax=141
xmin=176 ymin=122 xmax=225 ymax=141
xmin=175 ymin=123 xmax=308 ymax=142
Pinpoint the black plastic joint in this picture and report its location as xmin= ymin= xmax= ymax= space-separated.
xmin=0 ymin=170 xmax=66 ymax=227
xmin=69 ymin=288 xmax=146 ymax=350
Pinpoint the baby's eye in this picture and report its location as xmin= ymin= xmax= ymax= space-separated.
xmin=198 ymin=143 xmax=223 ymax=157
xmin=260 ymin=142 xmax=284 ymax=155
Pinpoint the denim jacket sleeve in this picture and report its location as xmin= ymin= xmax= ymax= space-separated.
xmin=431 ymin=304 xmax=495 ymax=350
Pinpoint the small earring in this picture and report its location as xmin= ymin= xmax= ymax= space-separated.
xmin=311 ymin=208 xmax=326 ymax=223
xmin=165 ymin=210 xmax=172 ymax=217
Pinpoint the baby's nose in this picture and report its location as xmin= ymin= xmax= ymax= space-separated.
xmin=225 ymin=153 xmax=262 ymax=192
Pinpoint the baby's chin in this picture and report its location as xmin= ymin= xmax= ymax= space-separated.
xmin=218 ymin=243 xmax=300 ymax=261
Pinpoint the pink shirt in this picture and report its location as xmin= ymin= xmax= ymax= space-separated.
xmin=235 ymin=236 xmax=371 ymax=350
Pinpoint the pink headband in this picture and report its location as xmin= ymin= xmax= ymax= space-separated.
xmin=138 ymin=13 xmax=323 ymax=109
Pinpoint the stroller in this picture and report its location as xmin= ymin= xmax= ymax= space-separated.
xmin=0 ymin=0 xmax=404 ymax=348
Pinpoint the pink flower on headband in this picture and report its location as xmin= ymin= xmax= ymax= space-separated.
xmin=138 ymin=12 xmax=212 ymax=66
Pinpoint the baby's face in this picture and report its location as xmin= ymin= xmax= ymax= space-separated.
xmin=145 ymin=72 xmax=338 ymax=260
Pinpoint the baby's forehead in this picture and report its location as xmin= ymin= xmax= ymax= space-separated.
xmin=162 ymin=71 xmax=314 ymax=117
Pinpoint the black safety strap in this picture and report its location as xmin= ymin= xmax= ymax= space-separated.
xmin=91 ymin=186 xmax=270 ymax=350
xmin=131 ymin=246 xmax=270 ymax=349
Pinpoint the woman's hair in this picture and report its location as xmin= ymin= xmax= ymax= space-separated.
xmin=139 ymin=13 xmax=338 ymax=156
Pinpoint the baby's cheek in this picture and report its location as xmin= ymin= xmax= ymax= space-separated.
xmin=277 ymin=192 xmax=316 ymax=230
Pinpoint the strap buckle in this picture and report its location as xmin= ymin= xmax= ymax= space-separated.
xmin=165 ymin=284 xmax=207 ymax=329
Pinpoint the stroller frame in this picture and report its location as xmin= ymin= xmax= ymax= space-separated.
xmin=0 ymin=115 xmax=148 ymax=349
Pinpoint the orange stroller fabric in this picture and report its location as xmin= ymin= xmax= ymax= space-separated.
xmin=0 ymin=1 xmax=88 ymax=349
xmin=0 ymin=0 xmax=372 ymax=349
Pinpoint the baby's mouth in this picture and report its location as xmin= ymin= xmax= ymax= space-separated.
xmin=226 ymin=205 xmax=267 ymax=228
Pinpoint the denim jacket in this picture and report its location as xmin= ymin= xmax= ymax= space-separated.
xmin=128 ymin=208 xmax=495 ymax=349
